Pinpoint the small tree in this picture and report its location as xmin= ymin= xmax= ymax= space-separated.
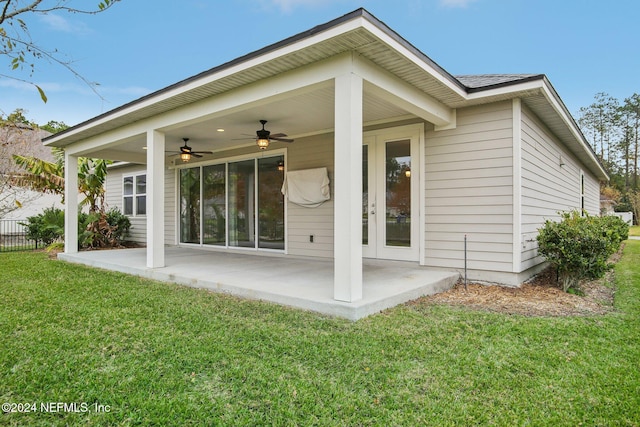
xmin=537 ymin=211 xmax=628 ymax=292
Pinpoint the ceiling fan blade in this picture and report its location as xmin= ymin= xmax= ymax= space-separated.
xmin=192 ymin=151 xmax=213 ymax=155
xmin=271 ymin=137 xmax=294 ymax=143
xmin=270 ymin=133 xmax=288 ymax=138
xmin=191 ymin=153 xmax=203 ymax=158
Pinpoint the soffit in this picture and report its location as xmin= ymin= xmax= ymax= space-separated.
xmin=523 ymin=93 xmax=607 ymax=181
xmin=45 ymin=24 xmax=464 ymax=147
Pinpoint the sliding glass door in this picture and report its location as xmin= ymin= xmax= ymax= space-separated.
xmin=257 ymin=156 xmax=285 ymax=250
xmin=228 ymin=160 xmax=255 ymax=248
xmin=179 ymin=154 xmax=285 ymax=251
xmin=202 ymin=164 xmax=226 ymax=246
xmin=179 ymin=168 xmax=200 ymax=244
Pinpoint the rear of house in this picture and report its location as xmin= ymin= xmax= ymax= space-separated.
xmin=104 ymin=98 xmax=603 ymax=287
xmin=46 ymin=8 xmax=606 ymax=310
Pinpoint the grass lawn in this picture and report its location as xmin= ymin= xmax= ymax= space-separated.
xmin=1 ymin=243 xmax=639 ymax=426
xmin=629 ymin=225 xmax=640 ymax=236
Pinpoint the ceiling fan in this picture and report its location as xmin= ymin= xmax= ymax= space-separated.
xmin=166 ymin=138 xmax=213 ymax=162
xmin=253 ymin=120 xmax=294 ymax=150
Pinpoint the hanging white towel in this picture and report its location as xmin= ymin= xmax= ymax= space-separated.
xmin=281 ymin=167 xmax=330 ymax=208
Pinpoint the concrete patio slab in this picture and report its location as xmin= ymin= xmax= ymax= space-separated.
xmin=58 ymin=247 xmax=459 ymax=320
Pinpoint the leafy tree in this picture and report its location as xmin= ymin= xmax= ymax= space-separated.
xmin=12 ymin=147 xmax=109 ymax=213
xmin=2 ymin=108 xmax=33 ymax=126
xmin=621 ymin=94 xmax=640 ymax=190
xmin=578 ymin=92 xmax=640 ymax=223
xmin=0 ymin=109 xmax=42 ymax=217
xmin=0 ymin=0 xmax=120 ymax=102
xmin=40 ymin=120 xmax=69 ymax=134
xmin=578 ymin=93 xmax=620 ymax=163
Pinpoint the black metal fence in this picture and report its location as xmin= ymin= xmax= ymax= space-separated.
xmin=0 ymin=219 xmax=40 ymax=252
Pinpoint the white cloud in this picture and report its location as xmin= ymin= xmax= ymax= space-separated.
xmin=267 ymin=0 xmax=344 ymax=13
xmin=439 ymin=0 xmax=478 ymax=8
xmin=39 ymin=14 xmax=91 ymax=34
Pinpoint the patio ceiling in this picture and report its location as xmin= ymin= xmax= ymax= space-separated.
xmin=85 ymin=81 xmax=416 ymax=164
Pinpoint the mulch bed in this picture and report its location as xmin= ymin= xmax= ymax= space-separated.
xmin=412 ymin=248 xmax=623 ymax=317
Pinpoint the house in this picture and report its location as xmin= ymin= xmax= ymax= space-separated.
xmin=1 ymin=125 xmax=63 ymax=220
xmin=43 ymin=9 xmax=607 ymax=318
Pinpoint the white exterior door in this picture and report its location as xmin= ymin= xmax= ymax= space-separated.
xmin=362 ymin=125 xmax=421 ymax=261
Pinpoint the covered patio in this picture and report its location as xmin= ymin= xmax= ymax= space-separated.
xmin=58 ymin=247 xmax=458 ymax=320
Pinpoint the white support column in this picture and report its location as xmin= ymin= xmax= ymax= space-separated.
xmin=64 ymin=152 xmax=78 ymax=253
xmin=146 ymin=130 xmax=165 ymax=268
xmin=333 ymin=72 xmax=363 ymax=302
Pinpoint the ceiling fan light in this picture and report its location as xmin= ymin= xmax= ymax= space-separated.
xmin=277 ymin=160 xmax=285 ymax=171
xmin=257 ymin=138 xmax=270 ymax=150
xmin=181 ymin=152 xmax=191 ymax=162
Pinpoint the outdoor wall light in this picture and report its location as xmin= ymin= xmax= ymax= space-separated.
xmin=404 ymin=168 xmax=411 ymax=178
xmin=277 ymin=160 xmax=285 ymax=171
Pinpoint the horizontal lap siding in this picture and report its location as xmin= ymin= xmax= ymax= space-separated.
xmin=105 ymin=164 xmax=147 ymax=243
xmin=520 ymin=106 xmax=600 ymax=269
xmin=106 ymin=164 xmax=175 ymax=244
xmin=425 ymin=101 xmax=514 ymax=272
xmin=286 ymin=134 xmax=334 ymax=258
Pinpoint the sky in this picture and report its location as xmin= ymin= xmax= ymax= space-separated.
xmin=1 ymin=0 xmax=638 ymax=127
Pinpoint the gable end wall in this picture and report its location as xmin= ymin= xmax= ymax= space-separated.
xmin=424 ymin=101 xmax=514 ymax=278
xmin=520 ymin=104 xmax=600 ymax=270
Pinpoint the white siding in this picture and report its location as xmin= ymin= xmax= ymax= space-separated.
xmin=424 ymin=101 xmax=514 ymax=274
xmin=520 ymin=105 xmax=601 ymax=270
xmin=106 ymin=163 xmax=176 ymax=245
xmin=286 ymin=133 xmax=334 ymax=258
xmin=105 ymin=164 xmax=147 ymax=243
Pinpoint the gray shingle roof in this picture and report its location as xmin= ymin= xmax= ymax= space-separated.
xmin=455 ymin=74 xmax=544 ymax=90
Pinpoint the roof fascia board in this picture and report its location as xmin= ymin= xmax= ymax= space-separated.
xmin=465 ymin=78 xmax=546 ymax=101
xmin=46 ymin=9 xmax=467 ymax=146
xmin=357 ymin=11 xmax=467 ymax=97
xmin=65 ymin=55 xmax=347 ymax=155
xmin=538 ymin=78 xmax=609 ymax=181
xmin=466 ymin=76 xmax=608 ymax=181
xmin=44 ymin=16 xmax=368 ymax=147
xmin=353 ymin=54 xmax=455 ymax=127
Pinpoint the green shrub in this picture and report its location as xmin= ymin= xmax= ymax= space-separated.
xmin=600 ymin=215 xmax=629 ymax=247
xmin=21 ymin=207 xmax=131 ymax=249
xmin=79 ymin=208 xmax=131 ymax=249
xmin=105 ymin=207 xmax=131 ymax=242
xmin=21 ymin=206 xmax=64 ymax=245
xmin=537 ymin=211 xmax=627 ymax=292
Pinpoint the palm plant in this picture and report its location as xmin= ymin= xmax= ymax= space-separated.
xmin=12 ymin=147 xmax=109 ymax=213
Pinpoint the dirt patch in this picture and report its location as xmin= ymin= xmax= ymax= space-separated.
xmin=413 ymin=263 xmax=617 ymax=318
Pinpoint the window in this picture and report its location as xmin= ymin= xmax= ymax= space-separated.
xmin=178 ymin=154 xmax=284 ymax=250
xmin=580 ymin=171 xmax=585 ymax=215
xmin=123 ymin=173 xmax=146 ymax=216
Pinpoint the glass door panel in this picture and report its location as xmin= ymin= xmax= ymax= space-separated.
xmin=385 ymin=139 xmax=411 ymax=247
xmin=257 ymin=156 xmax=285 ymax=249
xmin=203 ymin=164 xmax=226 ymax=246
xmin=362 ymin=145 xmax=369 ymax=245
xmin=228 ymin=160 xmax=255 ymax=248
xmin=363 ymin=126 xmax=420 ymax=262
xmin=180 ymin=168 xmax=200 ymax=244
